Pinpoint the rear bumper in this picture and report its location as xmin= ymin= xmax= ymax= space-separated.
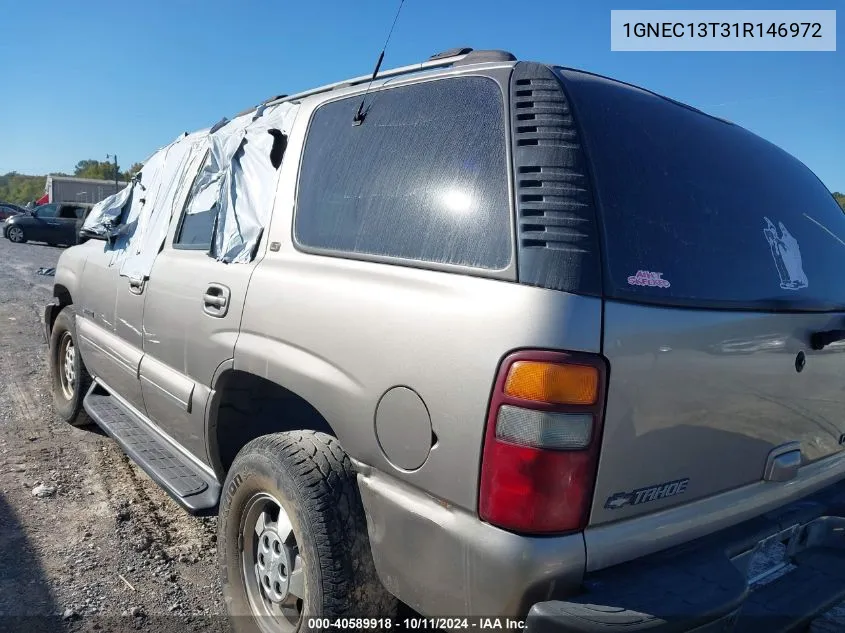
xmin=354 ymin=463 xmax=586 ymax=617
xmin=525 ymin=478 xmax=845 ymax=633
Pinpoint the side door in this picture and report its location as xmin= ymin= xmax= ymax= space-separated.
xmin=75 ymin=207 xmax=91 ymax=243
xmin=139 ymin=175 xmax=260 ymax=463
xmin=55 ymin=205 xmax=81 ymax=244
xmin=29 ymin=204 xmax=59 ymax=240
xmin=76 ymin=246 xmax=147 ymax=414
xmin=75 ymin=167 xmax=162 ymax=415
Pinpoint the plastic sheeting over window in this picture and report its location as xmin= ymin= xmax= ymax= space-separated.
xmin=80 ymin=182 xmax=135 ymax=238
xmin=199 ymin=102 xmax=298 ymax=263
xmin=81 ymin=100 xmax=299 ymax=278
xmin=117 ymin=131 xmax=210 ymax=279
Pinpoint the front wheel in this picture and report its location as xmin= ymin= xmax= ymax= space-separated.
xmin=219 ymin=431 xmax=397 ymax=633
xmin=7 ymin=225 xmax=26 ymax=243
xmin=49 ymin=306 xmax=92 ymax=426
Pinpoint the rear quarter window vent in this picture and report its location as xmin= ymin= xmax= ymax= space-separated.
xmin=509 ymin=62 xmax=602 ymax=296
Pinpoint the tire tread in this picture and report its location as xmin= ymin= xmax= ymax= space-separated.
xmin=50 ymin=305 xmax=93 ymax=427
xmin=228 ymin=431 xmax=396 ymax=623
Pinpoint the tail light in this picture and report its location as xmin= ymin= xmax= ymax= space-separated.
xmin=479 ymin=350 xmax=608 ymax=534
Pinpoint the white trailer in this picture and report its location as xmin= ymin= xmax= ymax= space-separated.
xmin=45 ymin=176 xmax=129 ymax=206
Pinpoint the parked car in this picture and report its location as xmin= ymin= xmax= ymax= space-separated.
xmin=44 ymin=48 xmax=845 ymax=633
xmin=0 ymin=202 xmax=27 ymax=221
xmin=4 ymin=203 xmax=90 ymax=245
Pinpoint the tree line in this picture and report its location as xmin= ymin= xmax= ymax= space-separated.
xmin=0 ymin=159 xmax=143 ymax=205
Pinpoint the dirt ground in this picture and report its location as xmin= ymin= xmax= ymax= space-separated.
xmin=1 ymin=236 xmax=844 ymax=633
xmin=0 ymin=238 xmax=229 ymax=633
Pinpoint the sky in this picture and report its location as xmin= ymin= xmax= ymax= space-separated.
xmin=1 ymin=0 xmax=842 ymax=191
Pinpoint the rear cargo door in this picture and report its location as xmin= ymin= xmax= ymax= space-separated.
xmin=598 ymin=305 xmax=845 ymax=524
xmin=556 ymin=68 xmax=845 ymax=524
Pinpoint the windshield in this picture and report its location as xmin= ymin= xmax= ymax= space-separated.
xmin=558 ymin=68 xmax=845 ymax=311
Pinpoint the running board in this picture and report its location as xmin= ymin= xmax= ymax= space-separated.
xmin=83 ymin=383 xmax=220 ymax=515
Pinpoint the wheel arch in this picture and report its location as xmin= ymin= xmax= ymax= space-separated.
xmin=206 ymin=366 xmax=339 ymax=481
xmin=6 ymin=222 xmax=24 ymax=239
xmin=53 ymin=283 xmax=73 ymax=307
xmin=45 ymin=284 xmax=74 ymax=340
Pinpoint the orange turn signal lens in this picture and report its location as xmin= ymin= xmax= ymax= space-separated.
xmin=503 ymin=361 xmax=599 ymax=405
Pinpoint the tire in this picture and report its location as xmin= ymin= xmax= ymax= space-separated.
xmin=7 ymin=225 xmax=26 ymax=243
xmin=49 ymin=306 xmax=93 ymax=426
xmin=219 ymin=431 xmax=396 ymax=633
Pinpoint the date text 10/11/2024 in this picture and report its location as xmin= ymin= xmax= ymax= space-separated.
xmin=308 ymin=618 xmax=527 ymax=630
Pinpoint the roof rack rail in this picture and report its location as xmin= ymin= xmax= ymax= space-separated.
xmin=264 ymin=47 xmax=514 ymax=107
xmin=455 ymin=49 xmax=516 ymax=65
xmin=429 ymin=47 xmax=474 ymax=60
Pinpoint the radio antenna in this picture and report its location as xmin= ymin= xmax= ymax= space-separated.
xmin=353 ymin=0 xmax=406 ymax=125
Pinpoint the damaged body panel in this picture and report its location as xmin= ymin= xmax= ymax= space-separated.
xmin=81 ymin=102 xmax=299 ymax=279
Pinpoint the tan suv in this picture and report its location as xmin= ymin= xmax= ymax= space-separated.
xmin=45 ymin=48 xmax=845 ymax=633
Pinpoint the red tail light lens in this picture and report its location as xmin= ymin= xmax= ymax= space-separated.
xmin=479 ymin=350 xmax=608 ymax=534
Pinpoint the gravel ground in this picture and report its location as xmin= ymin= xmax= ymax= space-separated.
xmin=0 ymin=237 xmax=229 ymax=633
xmin=1 ymin=235 xmax=844 ymax=633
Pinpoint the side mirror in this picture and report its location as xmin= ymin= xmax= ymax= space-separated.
xmin=79 ymin=215 xmax=125 ymax=243
xmin=78 ymin=228 xmax=107 ymax=241
xmin=77 ymin=227 xmax=117 ymax=246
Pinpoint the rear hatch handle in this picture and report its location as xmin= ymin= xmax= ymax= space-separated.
xmin=763 ymin=442 xmax=802 ymax=482
xmin=810 ymin=329 xmax=845 ymax=350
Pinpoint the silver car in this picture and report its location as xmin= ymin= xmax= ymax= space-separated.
xmin=45 ymin=48 xmax=845 ymax=633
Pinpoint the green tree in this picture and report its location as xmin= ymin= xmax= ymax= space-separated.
xmin=74 ymin=159 xmax=121 ymax=181
xmin=123 ymin=162 xmax=143 ymax=180
xmin=833 ymin=192 xmax=845 ymax=211
xmin=0 ymin=172 xmax=47 ymax=205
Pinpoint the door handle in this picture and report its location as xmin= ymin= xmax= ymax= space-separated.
xmin=128 ymin=277 xmax=145 ymax=295
xmin=203 ymin=284 xmax=231 ymax=317
xmin=203 ymin=294 xmax=226 ymax=308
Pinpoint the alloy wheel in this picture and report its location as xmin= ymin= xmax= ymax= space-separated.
xmin=240 ymin=492 xmax=305 ymax=633
xmin=58 ymin=331 xmax=76 ymax=400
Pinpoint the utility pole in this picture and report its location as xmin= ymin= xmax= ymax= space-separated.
xmin=106 ymin=154 xmax=119 ymax=191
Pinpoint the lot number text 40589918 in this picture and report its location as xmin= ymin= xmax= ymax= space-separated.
xmin=308 ymin=618 xmax=527 ymax=630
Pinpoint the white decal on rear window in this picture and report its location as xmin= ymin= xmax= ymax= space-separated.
xmin=627 ymin=270 xmax=670 ymax=288
xmin=763 ymin=218 xmax=808 ymax=290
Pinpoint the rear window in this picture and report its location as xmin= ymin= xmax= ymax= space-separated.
xmin=294 ymin=76 xmax=512 ymax=270
xmin=559 ymin=68 xmax=845 ymax=311
xmin=58 ymin=206 xmax=80 ymax=219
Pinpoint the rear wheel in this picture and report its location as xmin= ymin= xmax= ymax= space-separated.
xmin=219 ymin=431 xmax=396 ymax=633
xmin=7 ymin=225 xmax=25 ymax=243
xmin=49 ymin=306 xmax=92 ymax=426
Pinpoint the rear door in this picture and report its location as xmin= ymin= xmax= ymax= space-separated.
xmin=55 ymin=205 xmax=81 ymax=244
xmin=556 ymin=69 xmax=845 ymax=524
xmin=139 ymin=148 xmax=261 ymax=463
xmin=72 ymin=206 xmax=89 ymax=243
